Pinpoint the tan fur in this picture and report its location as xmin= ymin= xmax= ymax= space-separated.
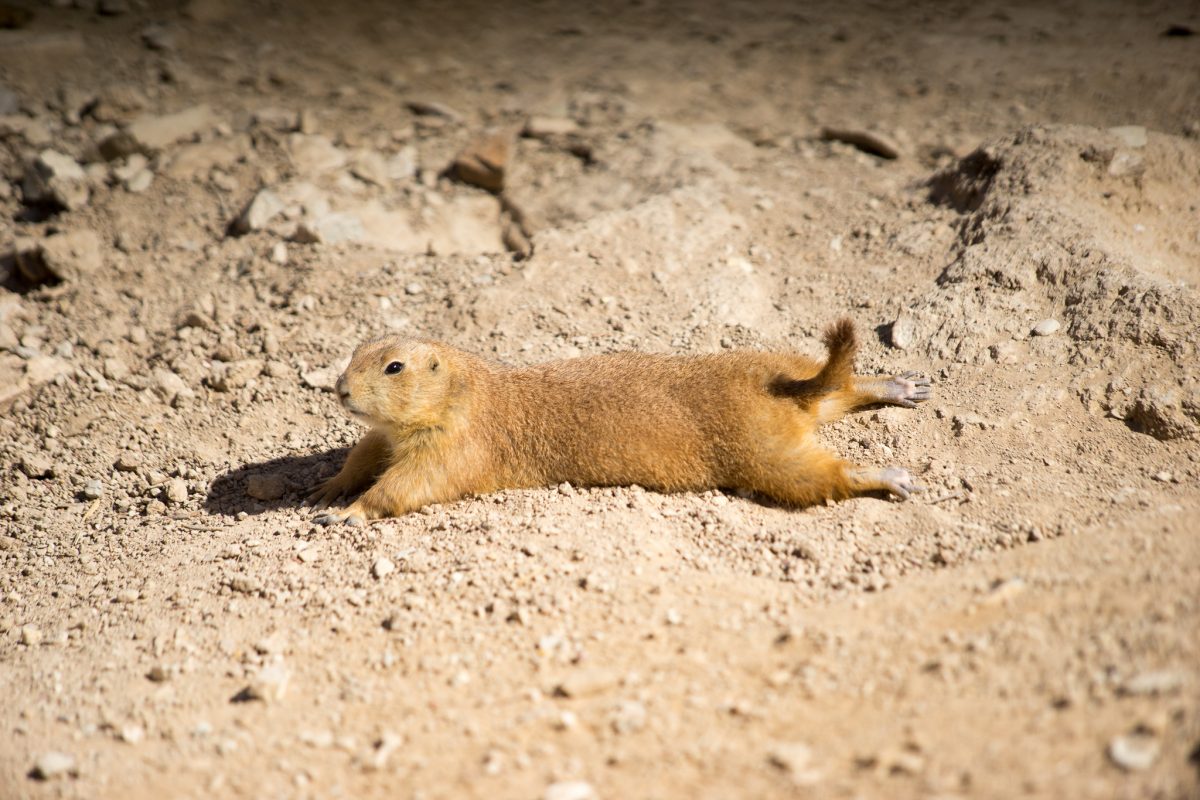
xmin=309 ymin=318 xmax=931 ymax=524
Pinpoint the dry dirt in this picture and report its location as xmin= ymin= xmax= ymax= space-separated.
xmin=2 ymin=1 xmax=1199 ymax=798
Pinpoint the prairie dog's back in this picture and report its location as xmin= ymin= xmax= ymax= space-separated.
xmin=486 ymin=350 xmax=824 ymax=490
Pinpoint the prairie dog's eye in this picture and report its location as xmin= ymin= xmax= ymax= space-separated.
xmin=384 ymin=361 xmax=404 ymax=375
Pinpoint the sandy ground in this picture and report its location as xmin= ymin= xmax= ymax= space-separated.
xmin=1 ymin=1 xmax=1199 ymax=798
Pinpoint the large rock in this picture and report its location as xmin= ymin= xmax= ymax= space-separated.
xmin=452 ymin=129 xmax=512 ymax=193
xmin=22 ymin=149 xmax=89 ymax=210
xmin=232 ymin=189 xmax=285 ymax=234
xmin=14 ymin=229 xmax=103 ymax=284
xmin=288 ymin=133 xmax=346 ymax=176
xmin=126 ymin=104 xmax=213 ymax=151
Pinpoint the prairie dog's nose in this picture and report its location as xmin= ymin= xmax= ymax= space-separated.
xmin=336 ymin=375 xmax=350 ymax=402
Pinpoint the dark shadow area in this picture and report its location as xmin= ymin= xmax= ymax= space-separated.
xmin=925 ymin=146 xmax=1001 ymax=213
xmin=204 ymin=447 xmax=348 ymax=517
xmin=0 ymin=248 xmax=59 ymax=295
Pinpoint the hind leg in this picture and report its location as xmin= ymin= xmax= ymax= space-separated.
xmin=851 ymin=371 xmax=931 ymax=409
xmin=811 ymin=371 xmax=932 ymax=424
xmin=745 ymin=442 xmax=922 ymax=506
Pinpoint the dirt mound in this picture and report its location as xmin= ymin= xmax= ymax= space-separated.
xmin=904 ymin=124 xmax=1200 ymax=439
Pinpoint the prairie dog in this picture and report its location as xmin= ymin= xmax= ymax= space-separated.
xmin=309 ymin=319 xmax=930 ymax=524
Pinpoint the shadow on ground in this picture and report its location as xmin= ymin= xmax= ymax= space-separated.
xmin=204 ymin=448 xmax=348 ymax=516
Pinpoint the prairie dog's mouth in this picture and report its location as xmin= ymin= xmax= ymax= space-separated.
xmin=340 ymin=397 xmax=374 ymax=425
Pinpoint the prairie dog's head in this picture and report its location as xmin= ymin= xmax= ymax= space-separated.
xmin=336 ymin=337 xmax=450 ymax=429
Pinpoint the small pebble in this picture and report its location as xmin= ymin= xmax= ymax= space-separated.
xmin=20 ymin=624 xmax=43 ymax=646
xmin=1108 ymin=733 xmax=1160 ymax=771
xmin=116 ymin=453 xmax=143 ymax=472
xmin=1032 ymin=319 xmax=1061 ymax=336
xmin=1121 ymin=669 xmax=1186 ymax=696
xmin=83 ymin=480 xmax=103 ymax=499
xmin=544 ymin=781 xmax=598 ymax=800
xmin=239 ymin=661 xmax=290 ymax=703
xmin=31 ymin=751 xmax=76 ymax=780
xmin=373 ymin=557 xmax=396 ymax=579
xmin=164 ymin=478 xmax=188 ymax=504
xmin=404 ymin=282 xmax=424 ymax=295
xmin=118 ymin=724 xmax=144 ymax=744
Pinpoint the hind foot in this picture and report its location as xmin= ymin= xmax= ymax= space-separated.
xmin=850 ymin=466 xmax=923 ymax=500
xmin=876 ymin=371 xmax=931 ymax=408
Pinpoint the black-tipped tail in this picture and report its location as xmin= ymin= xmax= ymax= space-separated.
xmin=770 ymin=318 xmax=858 ymax=402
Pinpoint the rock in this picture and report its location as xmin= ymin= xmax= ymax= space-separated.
xmin=152 ymin=368 xmax=193 ymax=404
xmin=83 ymin=480 xmax=103 ymax=499
xmin=288 ymin=133 xmax=345 ymax=176
xmin=890 ymin=314 xmax=916 ymax=350
xmin=820 ymin=127 xmax=901 ymax=159
xmin=127 ymin=168 xmax=153 ymax=193
xmin=115 ymin=453 xmax=143 ymax=472
xmin=245 ymin=473 xmax=285 ymax=502
xmin=552 ymin=669 xmax=619 ymax=699
xmin=210 ymin=358 xmax=263 ymax=391
xmin=1108 ymin=733 xmax=1160 ymax=771
xmin=404 ymin=282 xmax=423 ymax=295
xmin=233 ymin=189 xmax=285 ymax=234
xmin=237 ymin=661 xmax=290 ymax=703
xmin=102 ymin=356 xmax=128 ymax=381
xmin=453 ymin=130 xmax=512 ymax=193
xmin=24 ymin=355 xmax=69 ymax=384
xmin=1032 ymin=318 xmax=1061 ymax=337
xmin=140 ymin=23 xmax=175 ymax=51
xmin=1120 ymin=669 xmax=1187 ymax=696
xmin=31 ymin=751 xmax=76 ymax=780
xmin=20 ymin=623 xmax=43 ymax=645
xmin=115 ymin=588 xmax=139 ymax=603
xmin=406 ymin=100 xmax=463 ymax=122
xmin=1107 ymin=150 xmax=1145 ymax=178
xmin=0 ymin=84 xmax=19 ymax=115
xmin=503 ymin=219 xmax=532 ymax=258
xmin=291 ymin=212 xmax=364 ymax=245
xmin=146 ymin=663 xmax=169 ymax=682
xmin=544 ymin=781 xmax=597 ymax=800
xmin=269 ymin=242 xmax=288 ymax=264
xmin=19 ymin=454 xmax=53 ymax=478
xmin=372 ymin=557 xmax=395 ymax=579
xmin=126 ymin=105 xmax=213 ymax=151
xmin=523 ymin=116 xmax=579 ymax=139
xmin=98 ymin=131 xmax=141 ymax=161
xmin=1127 ymin=387 xmax=1196 ymax=440
xmin=97 ymin=0 xmax=130 ymax=16
xmin=22 ymin=149 xmax=89 ymax=210
xmin=1108 ymin=125 xmax=1147 ymax=148
xmin=387 ymin=146 xmax=417 ymax=180
xmin=301 ymin=365 xmax=340 ymax=392
xmin=350 ymin=150 xmax=390 ymax=186
xmin=118 ymin=724 xmax=144 ymax=744
xmin=164 ymin=478 xmax=188 ymax=504
xmin=16 ymin=229 xmax=103 ymax=284
xmin=252 ymin=107 xmax=298 ymax=132
xmin=610 ymin=700 xmax=646 ymax=734
xmin=981 ymin=577 xmax=1026 ymax=605
xmin=767 ymin=741 xmax=820 ymax=783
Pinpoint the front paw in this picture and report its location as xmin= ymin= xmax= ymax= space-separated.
xmin=314 ymin=507 xmax=367 ymax=527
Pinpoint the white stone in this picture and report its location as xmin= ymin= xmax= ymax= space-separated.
xmin=544 ymin=781 xmax=597 ymax=800
xmin=1032 ymin=318 xmax=1061 ymax=336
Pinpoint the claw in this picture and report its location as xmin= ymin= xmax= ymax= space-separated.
xmin=878 ymin=467 xmax=922 ymax=500
xmin=314 ymin=508 xmax=366 ymax=526
xmin=883 ymin=372 xmax=932 ymax=406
